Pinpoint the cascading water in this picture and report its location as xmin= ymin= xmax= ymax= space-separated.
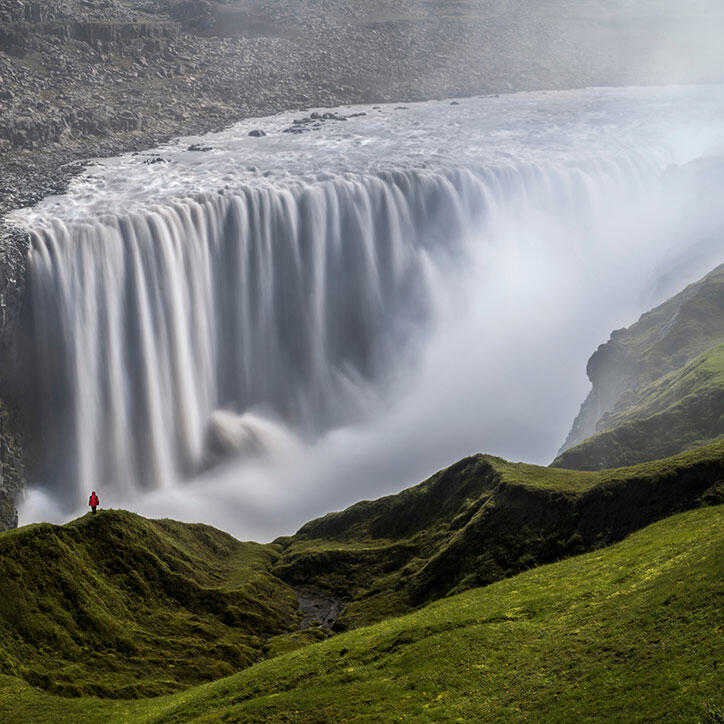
xmin=27 ymin=171 xmax=476 ymax=503
xmin=14 ymin=86 xmax=724 ymax=537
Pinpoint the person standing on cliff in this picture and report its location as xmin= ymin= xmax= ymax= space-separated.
xmin=89 ymin=491 xmax=99 ymax=515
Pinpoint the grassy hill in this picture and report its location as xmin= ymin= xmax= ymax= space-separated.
xmin=554 ymin=345 xmax=724 ymax=470
xmin=0 ymin=510 xmax=299 ymax=697
xmin=0 ymin=503 xmax=721 ymax=723
xmin=273 ymin=443 xmax=724 ymax=630
xmin=556 ymin=263 xmax=724 ymax=470
xmin=0 ymin=441 xmax=722 ymax=718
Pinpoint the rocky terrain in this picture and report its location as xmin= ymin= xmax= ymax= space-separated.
xmin=2 ymin=0 xmax=723 ymax=216
xmin=1 ymin=0 xmax=724 ymax=528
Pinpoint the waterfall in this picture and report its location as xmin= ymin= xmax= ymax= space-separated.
xmin=24 ymin=153 xmax=664 ymax=510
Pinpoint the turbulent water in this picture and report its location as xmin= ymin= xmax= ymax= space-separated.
xmin=15 ymin=86 xmax=724 ymax=538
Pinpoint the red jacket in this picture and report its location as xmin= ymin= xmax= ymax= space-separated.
xmin=89 ymin=493 xmax=99 ymax=507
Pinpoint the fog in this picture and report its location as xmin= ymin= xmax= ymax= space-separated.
xmin=584 ymin=0 xmax=724 ymax=82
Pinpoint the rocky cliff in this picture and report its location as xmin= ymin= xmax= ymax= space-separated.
xmin=0 ymin=224 xmax=27 ymax=531
xmin=555 ymin=262 xmax=724 ymax=470
xmin=0 ymin=399 xmax=23 ymax=529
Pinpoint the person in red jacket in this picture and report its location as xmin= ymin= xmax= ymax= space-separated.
xmin=89 ymin=491 xmax=99 ymax=514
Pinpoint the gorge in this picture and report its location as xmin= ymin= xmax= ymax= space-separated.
xmin=10 ymin=86 xmax=724 ymax=539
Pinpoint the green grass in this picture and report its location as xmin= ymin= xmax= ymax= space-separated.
xmin=556 ymin=264 xmax=724 ymax=470
xmin=492 ymin=458 xmax=599 ymax=493
xmin=609 ymin=265 xmax=724 ymax=386
xmin=610 ymin=345 xmax=724 ymax=421
xmin=1 ymin=443 xmax=723 ymax=718
xmin=555 ymin=346 xmax=724 ymax=470
xmin=274 ymin=443 xmax=724 ymax=628
xmin=0 ymin=504 xmax=722 ymax=722
xmin=0 ymin=510 xmax=299 ymax=697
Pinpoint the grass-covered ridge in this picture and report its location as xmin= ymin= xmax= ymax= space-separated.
xmin=1 ymin=504 xmax=722 ymax=723
xmin=554 ymin=345 xmax=724 ymax=470
xmin=610 ymin=264 xmax=724 ymax=383
xmin=556 ymin=263 xmax=724 ymax=469
xmin=1 ymin=441 xmax=722 ymax=716
xmin=0 ymin=510 xmax=299 ymax=697
xmin=273 ymin=443 xmax=724 ymax=629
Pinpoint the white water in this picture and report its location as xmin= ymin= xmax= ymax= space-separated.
xmin=15 ymin=86 xmax=724 ymax=539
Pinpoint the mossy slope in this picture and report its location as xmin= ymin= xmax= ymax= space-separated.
xmin=554 ymin=345 xmax=724 ymax=470
xmin=1 ymin=444 xmax=722 ymax=710
xmin=556 ymin=263 xmax=724 ymax=469
xmin=274 ymin=443 xmax=724 ymax=629
xmin=1 ymin=504 xmax=722 ymax=723
xmin=0 ymin=510 xmax=298 ymax=697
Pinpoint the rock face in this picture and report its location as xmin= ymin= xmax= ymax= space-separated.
xmin=558 ymin=334 xmax=639 ymax=453
xmin=555 ymin=262 xmax=724 ymax=470
xmin=0 ymin=225 xmax=27 ymax=531
xmin=0 ymin=399 xmax=23 ymax=530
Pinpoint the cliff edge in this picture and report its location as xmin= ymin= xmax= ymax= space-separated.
xmin=555 ymin=262 xmax=724 ymax=470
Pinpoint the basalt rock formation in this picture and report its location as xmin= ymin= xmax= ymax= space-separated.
xmin=0 ymin=226 xmax=27 ymax=531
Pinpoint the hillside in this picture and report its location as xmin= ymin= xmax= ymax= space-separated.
xmin=0 ymin=504 xmax=721 ymax=722
xmin=554 ymin=346 xmax=724 ymax=470
xmin=0 ymin=510 xmax=299 ymax=697
xmin=273 ymin=443 xmax=724 ymax=630
xmin=555 ymin=263 xmax=724 ymax=470
xmin=2 ymin=0 xmax=724 ymax=532
xmin=0 ymin=440 xmax=721 ymax=703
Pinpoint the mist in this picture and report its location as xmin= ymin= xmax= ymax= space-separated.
xmin=18 ymin=87 xmax=724 ymax=539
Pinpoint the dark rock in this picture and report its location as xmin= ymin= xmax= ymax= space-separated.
xmin=0 ymin=398 xmax=23 ymax=532
xmin=248 ymin=129 xmax=266 ymax=137
xmin=168 ymin=0 xmax=214 ymax=32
